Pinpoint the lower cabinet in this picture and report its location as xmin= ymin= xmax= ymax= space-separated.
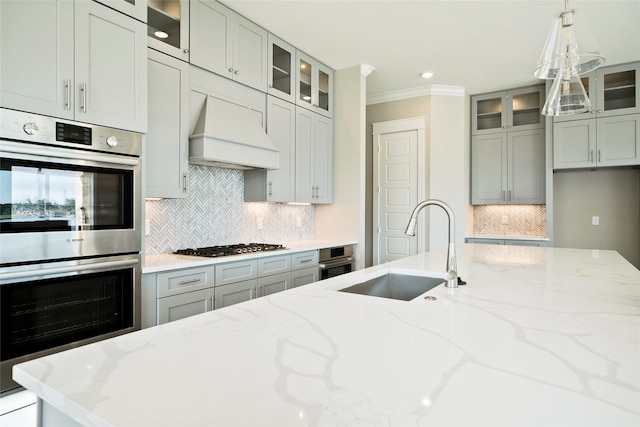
xmin=158 ymin=288 xmax=215 ymax=324
xmin=144 ymin=250 xmax=321 ymax=325
xmin=466 ymin=238 xmax=547 ymax=247
xmin=152 ymin=266 xmax=216 ymax=326
xmin=292 ymin=266 xmax=319 ymax=287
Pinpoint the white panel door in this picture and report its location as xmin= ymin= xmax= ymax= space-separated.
xmin=376 ymin=130 xmax=418 ymax=263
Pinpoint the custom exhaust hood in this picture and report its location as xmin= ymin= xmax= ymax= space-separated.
xmin=189 ymin=96 xmax=280 ymax=170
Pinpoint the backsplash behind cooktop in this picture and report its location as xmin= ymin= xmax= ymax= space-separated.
xmin=144 ymin=165 xmax=314 ymax=255
xmin=472 ymin=205 xmax=546 ymax=237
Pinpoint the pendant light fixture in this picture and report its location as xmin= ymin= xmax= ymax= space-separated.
xmin=534 ymin=0 xmax=605 ymax=116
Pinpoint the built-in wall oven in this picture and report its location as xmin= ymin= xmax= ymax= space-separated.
xmin=319 ymin=245 xmax=355 ymax=280
xmin=0 ymin=108 xmax=142 ymax=393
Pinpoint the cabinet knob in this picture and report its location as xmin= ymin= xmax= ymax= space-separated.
xmin=228 ymin=68 xmax=234 ymax=73
xmin=183 ymin=49 xmax=189 ymax=53
xmin=106 ymin=135 xmax=119 ymax=147
xmin=22 ymin=122 xmax=39 ymax=135
xmin=234 ymin=69 xmax=239 ymax=75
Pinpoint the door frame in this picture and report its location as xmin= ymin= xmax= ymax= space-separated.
xmin=372 ymin=116 xmax=426 ymax=265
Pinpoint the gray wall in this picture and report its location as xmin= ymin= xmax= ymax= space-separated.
xmin=553 ymin=168 xmax=640 ymax=268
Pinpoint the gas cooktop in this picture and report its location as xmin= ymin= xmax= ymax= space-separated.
xmin=174 ymin=243 xmax=286 ymax=258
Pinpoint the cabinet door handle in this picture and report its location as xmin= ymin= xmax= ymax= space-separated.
xmin=64 ymin=80 xmax=71 ymax=110
xmin=178 ymin=278 xmax=201 ymax=285
xmin=182 ymin=173 xmax=188 ymax=191
xmin=590 ymin=150 xmax=594 ymax=163
xmin=502 ymin=190 xmax=506 ymax=201
xmin=268 ymin=181 xmax=272 ymax=196
xmin=508 ymin=190 xmax=512 ymax=201
xmin=80 ymin=83 xmax=87 ymax=113
xmin=598 ymin=150 xmax=601 ymax=163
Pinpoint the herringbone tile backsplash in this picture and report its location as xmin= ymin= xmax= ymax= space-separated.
xmin=145 ymin=165 xmax=314 ymax=254
xmin=472 ymin=205 xmax=546 ymax=237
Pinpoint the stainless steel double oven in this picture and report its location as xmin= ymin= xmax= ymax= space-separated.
xmin=0 ymin=109 xmax=142 ymax=393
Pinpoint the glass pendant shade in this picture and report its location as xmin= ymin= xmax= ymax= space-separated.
xmin=533 ymin=9 xmax=605 ymax=79
xmin=542 ymin=73 xmax=591 ymax=116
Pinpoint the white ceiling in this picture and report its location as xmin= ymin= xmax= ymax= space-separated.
xmin=221 ymin=0 xmax=640 ymax=100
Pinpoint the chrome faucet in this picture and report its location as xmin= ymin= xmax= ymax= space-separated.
xmin=405 ymin=199 xmax=458 ymax=288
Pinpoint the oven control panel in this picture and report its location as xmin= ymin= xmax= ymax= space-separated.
xmin=1 ymin=108 xmax=141 ymax=157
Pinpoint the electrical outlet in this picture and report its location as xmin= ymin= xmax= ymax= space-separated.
xmin=257 ymin=218 xmax=263 ymax=230
xmin=296 ymin=216 xmax=302 ymax=227
xmin=501 ymin=215 xmax=509 ymax=225
xmin=592 ymin=216 xmax=600 ymax=226
xmin=145 ymin=219 xmax=150 ymax=236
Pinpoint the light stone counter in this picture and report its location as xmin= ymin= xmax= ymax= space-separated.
xmin=13 ymin=244 xmax=640 ymax=426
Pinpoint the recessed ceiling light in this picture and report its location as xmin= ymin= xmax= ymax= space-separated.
xmin=154 ymin=30 xmax=169 ymax=39
xmin=420 ymin=71 xmax=435 ymax=79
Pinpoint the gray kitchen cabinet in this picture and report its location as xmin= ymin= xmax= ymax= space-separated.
xmin=472 ymin=128 xmax=546 ymax=205
xmin=472 ymin=85 xmax=545 ymax=135
xmin=268 ymin=34 xmax=296 ymax=103
xmin=154 ymin=266 xmax=215 ymax=325
xmin=553 ymin=61 xmax=640 ymax=122
xmin=147 ymin=0 xmax=190 ymax=61
xmin=466 ymin=238 xmax=547 ymax=247
xmin=258 ymin=254 xmax=291 ymax=276
xmin=291 ymin=250 xmax=319 ymax=287
xmin=0 ymin=0 xmax=147 ymax=133
xmin=94 ymin=0 xmax=147 ymax=22
xmin=214 ymin=278 xmax=258 ymax=309
xmin=292 ymin=266 xmax=319 ymax=287
xmin=190 ymin=0 xmax=268 ymax=92
xmin=158 ymin=288 xmax=215 ymax=324
xmin=291 ymin=250 xmax=319 ymax=269
xmin=296 ymin=51 xmax=334 ymax=118
xmin=244 ymin=96 xmax=296 ymax=202
xmin=295 ymin=108 xmax=333 ymax=203
xmin=258 ymin=272 xmax=291 ymax=296
xmin=553 ymin=113 xmax=640 ymax=169
xmin=146 ymin=49 xmax=189 ymax=198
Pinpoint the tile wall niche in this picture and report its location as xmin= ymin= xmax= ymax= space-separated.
xmin=472 ymin=205 xmax=546 ymax=237
xmin=145 ymin=165 xmax=314 ymax=254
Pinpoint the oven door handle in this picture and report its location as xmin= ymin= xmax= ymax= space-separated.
xmin=1 ymin=259 xmax=139 ymax=281
xmin=1 ymin=140 xmax=140 ymax=167
xmin=319 ymin=256 xmax=354 ymax=269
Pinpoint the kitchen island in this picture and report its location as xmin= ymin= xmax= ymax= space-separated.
xmin=13 ymin=244 xmax=640 ymax=426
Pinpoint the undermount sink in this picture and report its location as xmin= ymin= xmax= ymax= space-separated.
xmin=338 ymin=273 xmax=444 ymax=301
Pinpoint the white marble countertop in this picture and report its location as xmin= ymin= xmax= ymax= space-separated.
xmin=466 ymin=235 xmax=550 ymax=241
xmin=143 ymin=239 xmax=357 ymax=273
xmin=13 ymin=244 xmax=640 ymax=426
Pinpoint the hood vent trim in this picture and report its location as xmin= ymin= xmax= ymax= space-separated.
xmin=189 ymin=96 xmax=280 ymax=170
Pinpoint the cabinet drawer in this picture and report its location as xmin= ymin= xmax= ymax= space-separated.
xmin=215 ymin=260 xmax=258 ymax=286
xmin=291 ymin=250 xmax=318 ymax=270
xmin=258 ymin=255 xmax=291 ymax=276
xmin=157 ymin=267 xmax=214 ymax=298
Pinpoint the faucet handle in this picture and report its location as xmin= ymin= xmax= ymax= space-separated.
xmin=457 ymin=277 xmax=467 ymax=286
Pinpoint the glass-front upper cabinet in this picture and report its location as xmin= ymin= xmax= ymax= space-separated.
xmin=472 ymin=85 xmax=544 ymax=135
xmin=554 ymin=61 xmax=639 ymax=122
xmin=95 ymin=0 xmax=147 ymax=22
xmin=268 ymin=35 xmax=295 ymax=103
xmin=296 ymin=51 xmax=333 ymax=118
xmin=147 ymin=0 xmax=189 ymax=61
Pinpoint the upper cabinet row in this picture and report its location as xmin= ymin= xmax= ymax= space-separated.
xmin=147 ymin=0 xmax=334 ymax=117
xmin=0 ymin=0 xmax=148 ymax=133
xmin=553 ymin=61 xmax=640 ymax=170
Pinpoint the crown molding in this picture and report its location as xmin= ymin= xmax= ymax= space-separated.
xmin=366 ymin=84 xmax=465 ymax=105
